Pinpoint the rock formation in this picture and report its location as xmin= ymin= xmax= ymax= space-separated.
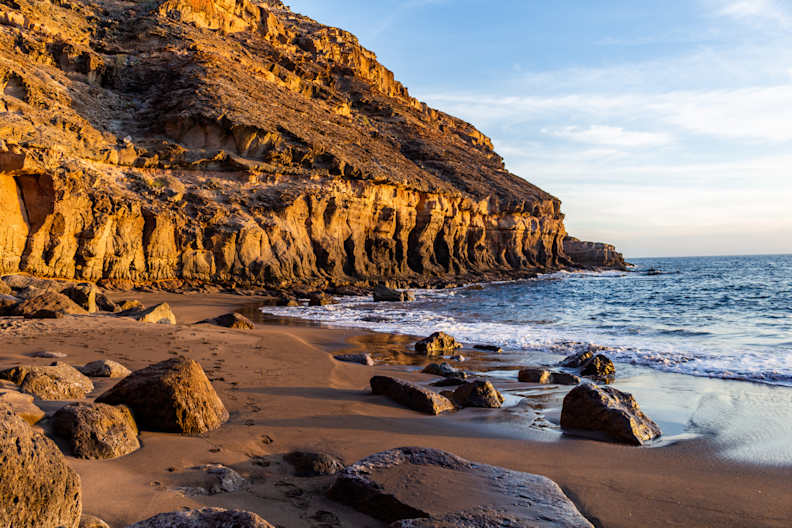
xmin=560 ymin=383 xmax=661 ymax=445
xmin=370 ymin=376 xmax=455 ymax=415
xmin=0 ymin=405 xmax=83 ymax=528
xmin=328 ymin=447 xmax=593 ymax=526
xmin=53 ymin=402 xmax=140 ymax=459
xmin=0 ymin=0 xmax=623 ymax=290
xmin=95 ymin=357 xmax=229 ymax=434
xmin=127 ymin=508 xmax=274 ymax=528
xmin=0 ymin=362 xmax=94 ymax=399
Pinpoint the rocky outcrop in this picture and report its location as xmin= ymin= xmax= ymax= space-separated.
xmin=0 ymin=0 xmax=623 ymax=290
xmin=560 ymin=383 xmax=661 ymax=445
xmin=414 ymin=332 xmax=461 ymax=355
xmin=370 ymin=376 xmax=455 ymax=415
xmin=128 ymin=508 xmax=274 ymax=528
xmin=328 ymin=447 xmax=593 ymax=526
xmin=95 ymin=357 xmax=229 ymax=434
xmin=12 ymin=292 xmax=88 ymax=318
xmin=1 ymin=362 xmax=94 ymax=400
xmin=563 ymin=237 xmax=628 ymax=270
xmin=53 ymin=402 xmax=140 ymax=459
xmin=0 ymin=405 xmax=82 ymax=528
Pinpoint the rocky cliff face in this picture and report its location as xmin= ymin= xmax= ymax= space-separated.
xmin=0 ymin=0 xmax=623 ymax=288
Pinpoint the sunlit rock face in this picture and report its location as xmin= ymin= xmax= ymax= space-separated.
xmin=0 ymin=0 xmax=617 ymax=288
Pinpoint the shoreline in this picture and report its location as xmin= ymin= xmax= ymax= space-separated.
xmin=1 ymin=291 xmax=790 ymax=527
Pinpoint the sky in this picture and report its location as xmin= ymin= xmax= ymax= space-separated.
xmin=286 ymin=0 xmax=792 ymax=258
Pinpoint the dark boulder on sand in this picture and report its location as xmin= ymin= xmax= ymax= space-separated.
xmin=370 ymin=376 xmax=455 ymax=415
xmin=285 ymin=451 xmax=345 ymax=476
xmin=96 ymin=357 xmax=228 ymax=434
xmin=561 ymin=383 xmax=661 ymax=445
xmin=12 ymin=291 xmax=87 ymax=319
xmin=78 ymin=359 xmax=131 ymax=378
xmin=0 ymin=405 xmax=82 ymax=528
xmin=414 ymin=332 xmax=461 ymax=355
xmin=127 ymin=508 xmax=274 ymax=528
xmin=421 ymin=362 xmax=467 ymax=379
xmin=334 ymin=353 xmax=375 ymax=366
xmin=200 ymin=312 xmax=255 ymax=329
xmin=448 ymin=380 xmax=504 ymax=408
xmin=328 ymin=446 xmax=593 ymax=527
xmin=53 ymin=402 xmax=140 ymax=459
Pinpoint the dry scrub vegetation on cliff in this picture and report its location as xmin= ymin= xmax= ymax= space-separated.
xmin=0 ymin=0 xmax=623 ymax=289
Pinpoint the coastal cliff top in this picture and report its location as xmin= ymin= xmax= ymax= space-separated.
xmin=0 ymin=0 xmax=557 ymax=211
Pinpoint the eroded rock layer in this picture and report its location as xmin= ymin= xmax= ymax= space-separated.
xmin=0 ymin=0 xmax=621 ymax=287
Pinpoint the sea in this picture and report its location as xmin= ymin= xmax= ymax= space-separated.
xmin=262 ymin=254 xmax=792 ymax=387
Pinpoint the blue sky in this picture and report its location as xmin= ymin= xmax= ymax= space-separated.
xmin=287 ymin=0 xmax=792 ymax=257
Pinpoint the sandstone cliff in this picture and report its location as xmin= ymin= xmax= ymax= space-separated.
xmin=0 ymin=0 xmax=623 ymax=288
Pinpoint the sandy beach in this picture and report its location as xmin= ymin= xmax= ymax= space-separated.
xmin=0 ymin=291 xmax=788 ymax=527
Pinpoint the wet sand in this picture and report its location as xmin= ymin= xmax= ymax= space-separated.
xmin=1 ymin=291 xmax=790 ymax=527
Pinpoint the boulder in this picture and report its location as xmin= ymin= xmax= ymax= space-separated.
xmin=308 ymin=293 xmax=337 ymax=306
xmin=95 ymin=357 xmax=229 ymax=434
xmin=53 ymin=402 xmax=140 ymax=459
xmin=414 ymin=332 xmax=461 ymax=355
xmin=373 ymin=284 xmax=415 ymax=302
xmin=0 ymin=293 xmax=18 ymax=314
xmin=30 ymin=350 xmax=68 ymax=358
xmin=448 ymin=380 xmax=503 ymax=408
xmin=328 ymin=447 xmax=593 ymax=527
xmin=62 ymin=283 xmax=97 ymax=313
xmin=333 ymin=353 xmax=374 ymax=366
xmin=127 ymin=508 xmax=274 ymax=528
xmin=78 ymin=359 xmax=132 ymax=378
xmin=176 ymin=465 xmax=247 ymax=495
xmin=120 ymin=302 xmax=177 ymax=324
xmin=560 ymin=383 xmax=661 ymax=445
xmin=580 ymin=354 xmax=616 ymax=380
xmin=473 ymin=344 xmax=502 ymax=353
xmin=118 ymin=299 xmax=144 ymax=311
xmin=559 ymin=350 xmax=593 ymax=368
xmin=518 ymin=368 xmax=581 ymax=386
xmin=0 ymin=389 xmax=45 ymax=425
xmin=370 ymin=376 xmax=455 ymax=415
xmin=284 ymin=451 xmax=345 ymax=476
xmin=12 ymin=292 xmax=88 ymax=319
xmin=0 ymin=279 xmax=11 ymax=295
xmin=1 ymin=362 xmax=94 ymax=400
xmin=79 ymin=514 xmax=111 ymax=528
xmin=0 ymin=405 xmax=82 ymax=528
xmin=200 ymin=312 xmax=255 ymax=329
xmin=421 ymin=362 xmax=467 ymax=379
xmin=95 ymin=293 xmax=119 ymax=312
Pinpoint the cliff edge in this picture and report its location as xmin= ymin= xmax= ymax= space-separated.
xmin=0 ymin=0 xmax=624 ymax=288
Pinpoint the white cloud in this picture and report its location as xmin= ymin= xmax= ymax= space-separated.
xmin=541 ymin=125 xmax=672 ymax=148
xmin=718 ymin=0 xmax=792 ymax=27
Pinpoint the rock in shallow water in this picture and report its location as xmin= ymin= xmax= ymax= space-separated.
xmin=561 ymin=383 xmax=661 ymax=445
xmin=127 ymin=508 xmax=274 ymax=528
xmin=0 ymin=405 xmax=82 ymax=528
xmin=328 ymin=446 xmax=593 ymax=527
xmin=373 ymin=284 xmax=415 ymax=302
xmin=96 ymin=357 xmax=228 ymax=434
xmin=518 ymin=367 xmax=581 ymax=386
xmin=449 ymin=380 xmax=504 ymax=408
xmin=414 ymin=332 xmax=461 ymax=355
xmin=53 ymin=402 xmax=140 ymax=459
xmin=370 ymin=376 xmax=455 ymax=415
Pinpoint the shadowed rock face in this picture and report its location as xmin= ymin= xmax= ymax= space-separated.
xmin=0 ymin=0 xmax=620 ymax=288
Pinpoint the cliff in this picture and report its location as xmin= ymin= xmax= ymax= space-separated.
xmin=0 ymin=0 xmax=623 ymax=289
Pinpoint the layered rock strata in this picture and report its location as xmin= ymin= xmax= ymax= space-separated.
xmin=0 ymin=0 xmax=622 ymax=289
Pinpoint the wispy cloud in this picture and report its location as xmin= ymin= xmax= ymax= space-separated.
xmin=717 ymin=0 xmax=792 ymax=27
xmin=541 ymin=125 xmax=672 ymax=148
